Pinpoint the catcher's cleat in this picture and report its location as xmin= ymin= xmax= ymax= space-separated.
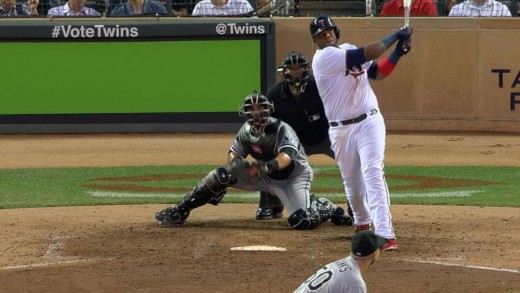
xmin=330 ymin=207 xmax=353 ymax=226
xmin=256 ymin=207 xmax=284 ymax=220
xmin=155 ymin=206 xmax=190 ymax=226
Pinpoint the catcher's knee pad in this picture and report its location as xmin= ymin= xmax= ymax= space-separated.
xmin=288 ymin=208 xmax=320 ymax=230
xmin=206 ymin=167 xmax=233 ymax=205
xmin=182 ymin=167 xmax=232 ymax=209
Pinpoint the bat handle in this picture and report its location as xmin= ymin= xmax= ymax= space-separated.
xmin=401 ymin=24 xmax=411 ymax=53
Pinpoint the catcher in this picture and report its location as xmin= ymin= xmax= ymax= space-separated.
xmin=256 ymin=51 xmax=353 ymax=221
xmin=155 ymin=91 xmax=353 ymax=230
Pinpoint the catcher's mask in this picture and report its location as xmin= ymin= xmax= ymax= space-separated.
xmin=310 ymin=15 xmax=340 ymax=39
xmin=239 ymin=91 xmax=274 ymax=137
xmin=278 ymin=51 xmax=310 ymax=93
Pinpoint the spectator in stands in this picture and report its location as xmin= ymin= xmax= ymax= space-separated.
xmin=191 ymin=0 xmax=256 ymax=16
xmin=110 ymin=0 xmax=167 ymax=16
xmin=0 ymin=0 xmax=39 ymax=16
xmin=255 ymin=0 xmax=271 ymax=16
xmin=445 ymin=0 xmax=457 ymax=13
xmin=47 ymin=0 xmax=100 ymax=16
xmin=380 ymin=0 xmax=437 ymax=16
xmin=448 ymin=0 xmax=511 ymax=16
xmin=172 ymin=0 xmax=191 ymax=16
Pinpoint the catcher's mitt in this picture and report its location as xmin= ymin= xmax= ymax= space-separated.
xmin=229 ymin=157 xmax=262 ymax=184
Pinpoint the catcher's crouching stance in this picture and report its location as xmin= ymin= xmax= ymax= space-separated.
xmin=155 ymin=91 xmax=353 ymax=230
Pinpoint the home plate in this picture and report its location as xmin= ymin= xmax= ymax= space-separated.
xmin=230 ymin=245 xmax=287 ymax=252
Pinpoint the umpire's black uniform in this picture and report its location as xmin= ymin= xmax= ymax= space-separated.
xmin=266 ymin=76 xmax=331 ymax=153
xmin=259 ymin=76 xmax=334 ymax=212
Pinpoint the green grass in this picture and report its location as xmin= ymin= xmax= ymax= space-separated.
xmin=0 ymin=165 xmax=518 ymax=209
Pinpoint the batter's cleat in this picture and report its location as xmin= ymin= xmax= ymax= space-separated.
xmin=256 ymin=207 xmax=284 ymax=220
xmin=355 ymin=224 xmax=371 ymax=233
xmin=330 ymin=207 xmax=353 ymax=226
xmin=381 ymin=238 xmax=398 ymax=251
xmin=155 ymin=206 xmax=190 ymax=226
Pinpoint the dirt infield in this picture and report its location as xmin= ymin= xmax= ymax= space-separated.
xmin=0 ymin=132 xmax=519 ymax=292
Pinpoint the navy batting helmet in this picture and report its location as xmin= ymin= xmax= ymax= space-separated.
xmin=310 ymin=15 xmax=340 ymax=39
xmin=279 ymin=51 xmax=310 ymax=90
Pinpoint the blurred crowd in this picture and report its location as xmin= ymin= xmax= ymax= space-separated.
xmin=0 ymin=0 xmax=517 ymax=18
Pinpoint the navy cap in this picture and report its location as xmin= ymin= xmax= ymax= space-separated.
xmin=351 ymin=230 xmax=388 ymax=257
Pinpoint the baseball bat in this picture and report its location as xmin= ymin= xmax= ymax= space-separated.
xmin=402 ymin=0 xmax=412 ymax=53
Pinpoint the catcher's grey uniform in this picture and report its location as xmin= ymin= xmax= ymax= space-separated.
xmin=230 ymin=118 xmax=313 ymax=216
xmin=155 ymin=91 xmax=350 ymax=230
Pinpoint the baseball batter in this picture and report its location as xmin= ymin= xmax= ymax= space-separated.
xmin=309 ymin=16 xmax=412 ymax=250
xmin=294 ymin=230 xmax=388 ymax=293
xmin=256 ymin=51 xmax=353 ymax=223
xmin=155 ymin=91 xmax=352 ymax=230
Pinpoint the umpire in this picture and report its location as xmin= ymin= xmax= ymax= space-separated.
xmin=257 ymin=51 xmax=352 ymax=220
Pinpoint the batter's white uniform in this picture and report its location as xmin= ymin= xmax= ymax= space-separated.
xmin=294 ymin=256 xmax=366 ymax=293
xmin=312 ymin=43 xmax=395 ymax=240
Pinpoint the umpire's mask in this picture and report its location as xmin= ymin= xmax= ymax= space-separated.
xmin=278 ymin=51 xmax=310 ymax=96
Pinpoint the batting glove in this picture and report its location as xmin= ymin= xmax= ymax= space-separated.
xmin=396 ymin=27 xmax=412 ymax=41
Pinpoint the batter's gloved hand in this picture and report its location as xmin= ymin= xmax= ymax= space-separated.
xmin=396 ymin=26 xmax=412 ymax=41
xmin=396 ymin=38 xmax=412 ymax=56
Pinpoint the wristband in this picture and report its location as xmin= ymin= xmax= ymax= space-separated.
xmin=381 ymin=32 xmax=398 ymax=50
xmin=266 ymin=159 xmax=279 ymax=172
xmin=377 ymin=56 xmax=397 ymax=77
xmin=388 ymin=50 xmax=401 ymax=64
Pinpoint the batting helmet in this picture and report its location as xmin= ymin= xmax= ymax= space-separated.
xmin=310 ymin=15 xmax=340 ymax=39
xmin=239 ymin=91 xmax=274 ymax=137
xmin=279 ymin=51 xmax=310 ymax=90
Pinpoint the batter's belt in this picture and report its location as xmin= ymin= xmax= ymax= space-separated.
xmin=329 ymin=108 xmax=379 ymax=127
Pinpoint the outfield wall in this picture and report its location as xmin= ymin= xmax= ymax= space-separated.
xmin=274 ymin=17 xmax=520 ymax=133
xmin=0 ymin=17 xmax=519 ymax=133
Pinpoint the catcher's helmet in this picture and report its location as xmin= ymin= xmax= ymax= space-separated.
xmin=310 ymin=15 xmax=340 ymax=39
xmin=279 ymin=51 xmax=310 ymax=91
xmin=239 ymin=91 xmax=274 ymax=137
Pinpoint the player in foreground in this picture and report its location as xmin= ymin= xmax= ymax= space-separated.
xmin=310 ymin=16 xmax=412 ymax=250
xmin=294 ymin=230 xmax=387 ymax=292
xmin=155 ymin=91 xmax=353 ymax=230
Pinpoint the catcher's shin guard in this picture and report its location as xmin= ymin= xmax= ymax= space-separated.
xmin=310 ymin=194 xmax=335 ymax=223
xmin=311 ymin=195 xmax=353 ymax=226
xmin=288 ymin=208 xmax=321 ymax=230
xmin=330 ymin=206 xmax=353 ymax=226
xmin=155 ymin=167 xmax=232 ymax=226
